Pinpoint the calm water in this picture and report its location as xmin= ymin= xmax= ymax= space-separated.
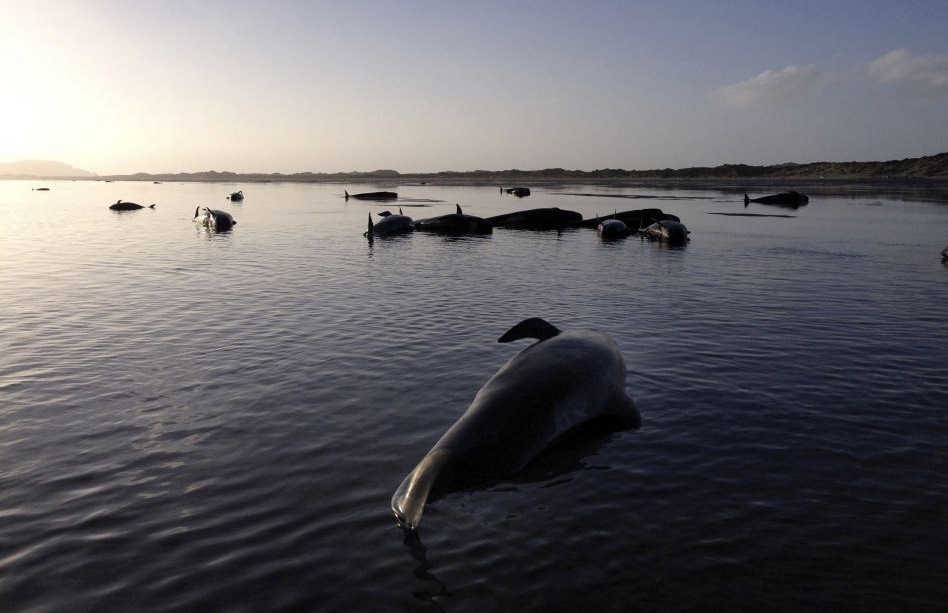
xmin=1 ymin=179 xmax=947 ymax=611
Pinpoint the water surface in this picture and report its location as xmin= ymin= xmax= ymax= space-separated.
xmin=2 ymin=179 xmax=947 ymax=611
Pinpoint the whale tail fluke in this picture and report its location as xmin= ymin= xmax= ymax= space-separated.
xmin=498 ymin=317 xmax=562 ymax=343
xmin=391 ymin=449 xmax=452 ymax=530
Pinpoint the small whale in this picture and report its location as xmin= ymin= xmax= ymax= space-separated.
xmin=345 ymin=190 xmax=398 ymax=202
xmin=503 ymin=187 xmax=531 ymax=197
xmin=391 ymin=317 xmax=640 ymax=530
xmin=365 ymin=210 xmax=413 ymax=238
xmin=227 ymin=191 xmax=244 ymax=201
xmin=413 ymin=204 xmax=493 ymax=235
xmin=32 ymin=187 xmax=50 ymax=191
xmin=194 ymin=206 xmax=236 ymax=231
xmin=487 ymin=207 xmax=582 ymax=229
xmin=109 ymin=200 xmax=156 ymax=211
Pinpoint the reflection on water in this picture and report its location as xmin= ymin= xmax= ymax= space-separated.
xmin=1 ymin=179 xmax=948 ymax=610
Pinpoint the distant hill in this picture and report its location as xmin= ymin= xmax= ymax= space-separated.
xmin=0 ymin=160 xmax=96 ymax=178
xmin=90 ymin=152 xmax=948 ymax=183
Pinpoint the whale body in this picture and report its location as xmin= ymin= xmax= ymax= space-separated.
xmin=744 ymin=191 xmax=809 ymax=207
xmin=487 ymin=207 xmax=582 ymax=229
xmin=194 ymin=206 xmax=236 ymax=231
xmin=109 ymin=200 xmax=155 ymax=211
xmin=413 ymin=204 xmax=493 ymax=235
xmin=366 ymin=211 xmax=413 ymax=237
xmin=391 ymin=317 xmax=640 ymax=530
xmin=346 ymin=190 xmax=398 ymax=201
xmin=597 ymin=218 xmax=629 ymax=239
xmin=228 ymin=190 xmax=244 ymax=201
xmin=643 ymin=219 xmax=689 ymax=243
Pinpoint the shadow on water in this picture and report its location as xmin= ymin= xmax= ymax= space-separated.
xmin=402 ymin=529 xmax=450 ymax=611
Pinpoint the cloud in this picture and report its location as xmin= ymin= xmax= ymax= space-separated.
xmin=869 ymin=49 xmax=948 ymax=95
xmin=710 ymin=65 xmax=820 ymax=109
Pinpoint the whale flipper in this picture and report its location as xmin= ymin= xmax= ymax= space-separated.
xmin=497 ymin=317 xmax=562 ymax=343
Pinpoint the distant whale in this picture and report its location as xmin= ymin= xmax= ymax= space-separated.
xmin=346 ymin=190 xmax=398 ymax=202
xmin=503 ymin=187 xmax=531 ymax=197
xmin=228 ymin=190 xmax=244 ymax=201
xmin=413 ymin=204 xmax=493 ymax=235
xmin=365 ymin=210 xmax=413 ymax=238
xmin=194 ymin=206 xmax=236 ymax=231
xmin=942 ymin=246 xmax=948 ymax=260
xmin=110 ymin=200 xmax=156 ymax=211
xmin=32 ymin=187 xmax=50 ymax=191
xmin=487 ymin=207 xmax=582 ymax=229
xmin=744 ymin=191 xmax=809 ymax=207
xmin=391 ymin=317 xmax=640 ymax=530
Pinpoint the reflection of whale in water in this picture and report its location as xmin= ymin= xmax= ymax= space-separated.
xmin=193 ymin=206 xmax=236 ymax=231
xmin=345 ymin=190 xmax=398 ymax=202
xmin=391 ymin=317 xmax=640 ymax=530
xmin=487 ymin=207 xmax=582 ymax=229
xmin=413 ymin=204 xmax=492 ymax=235
xmin=110 ymin=200 xmax=156 ymax=211
xmin=745 ymin=191 xmax=809 ymax=208
xmin=365 ymin=210 xmax=414 ymax=238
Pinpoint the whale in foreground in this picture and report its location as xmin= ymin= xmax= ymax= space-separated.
xmin=391 ymin=317 xmax=640 ymax=530
xmin=194 ymin=206 xmax=236 ymax=231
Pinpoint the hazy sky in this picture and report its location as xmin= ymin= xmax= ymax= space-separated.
xmin=2 ymin=0 xmax=947 ymax=174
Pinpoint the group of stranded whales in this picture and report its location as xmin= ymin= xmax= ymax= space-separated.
xmin=364 ymin=202 xmax=690 ymax=242
xmin=391 ymin=317 xmax=640 ymax=530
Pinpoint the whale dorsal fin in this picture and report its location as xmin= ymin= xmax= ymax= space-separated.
xmin=498 ymin=317 xmax=562 ymax=343
xmin=456 ymin=204 xmax=463 ymax=214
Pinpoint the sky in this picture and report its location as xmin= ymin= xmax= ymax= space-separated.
xmin=2 ymin=0 xmax=947 ymax=175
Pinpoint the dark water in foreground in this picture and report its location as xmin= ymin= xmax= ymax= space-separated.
xmin=1 ymin=180 xmax=947 ymax=611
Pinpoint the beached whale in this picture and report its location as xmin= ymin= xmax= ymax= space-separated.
xmin=109 ymin=200 xmax=156 ymax=211
xmin=346 ymin=190 xmax=398 ymax=202
xmin=391 ymin=317 xmax=640 ymax=530
xmin=193 ymin=206 xmax=236 ymax=231
xmin=413 ymin=204 xmax=493 ymax=235
xmin=745 ymin=191 xmax=809 ymax=207
xmin=504 ymin=187 xmax=531 ymax=197
xmin=597 ymin=217 xmax=630 ymax=239
xmin=487 ymin=207 xmax=582 ymax=229
xmin=366 ymin=211 xmax=413 ymax=238
xmin=228 ymin=190 xmax=244 ymax=201
xmin=643 ymin=219 xmax=690 ymax=243
xmin=578 ymin=208 xmax=670 ymax=230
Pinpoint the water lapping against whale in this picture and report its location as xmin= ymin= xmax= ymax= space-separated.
xmin=1 ymin=179 xmax=947 ymax=610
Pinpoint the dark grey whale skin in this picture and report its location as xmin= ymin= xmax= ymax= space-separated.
xmin=391 ymin=318 xmax=640 ymax=530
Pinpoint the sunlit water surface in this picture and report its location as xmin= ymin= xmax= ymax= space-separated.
xmin=1 ymin=180 xmax=947 ymax=611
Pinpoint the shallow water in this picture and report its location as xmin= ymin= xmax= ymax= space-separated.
xmin=1 ymin=179 xmax=947 ymax=611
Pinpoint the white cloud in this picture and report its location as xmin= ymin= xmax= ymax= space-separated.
xmin=710 ymin=65 xmax=821 ymax=109
xmin=869 ymin=49 xmax=948 ymax=95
